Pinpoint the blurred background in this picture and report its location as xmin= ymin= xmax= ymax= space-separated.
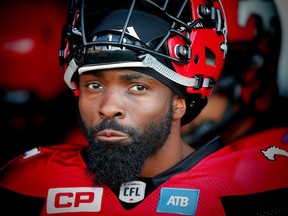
xmin=0 ymin=0 xmax=86 ymax=167
xmin=182 ymin=0 xmax=288 ymax=147
xmin=0 ymin=0 xmax=287 ymax=167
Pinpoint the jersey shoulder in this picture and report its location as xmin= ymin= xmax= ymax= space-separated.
xmin=200 ymin=127 xmax=288 ymax=193
xmin=0 ymin=143 xmax=87 ymax=197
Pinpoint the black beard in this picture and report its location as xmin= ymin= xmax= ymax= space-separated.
xmin=79 ymin=105 xmax=174 ymax=190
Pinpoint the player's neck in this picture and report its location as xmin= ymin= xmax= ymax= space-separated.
xmin=139 ymin=130 xmax=194 ymax=178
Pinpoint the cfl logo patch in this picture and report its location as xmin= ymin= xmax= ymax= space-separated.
xmin=157 ymin=188 xmax=200 ymax=215
xmin=47 ymin=187 xmax=103 ymax=214
xmin=119 ymin=181 xmax=146 ymax=203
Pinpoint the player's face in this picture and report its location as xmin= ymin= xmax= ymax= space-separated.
xmin=78 ymin=69 xmax=176 ymax=189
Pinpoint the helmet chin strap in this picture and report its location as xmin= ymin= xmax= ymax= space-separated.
xmin=139 ymin=54 xmax=214 ymax=89
xmin=64 ymin=54 xmax=215 ymax=90
xmin=64 ymin=59 xmax=78 ymax=90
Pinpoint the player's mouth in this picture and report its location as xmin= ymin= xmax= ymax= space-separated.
xmin=96 ymin=129 xmax=129 ymax=142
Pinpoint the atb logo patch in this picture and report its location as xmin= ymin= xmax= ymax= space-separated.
xmin=47 ymin=187 xmax=103 ymax=214
xmin=157 ymin=187 xmax=200 ymax=215
xmin=119 ymin=181 xmax=146 ymax=203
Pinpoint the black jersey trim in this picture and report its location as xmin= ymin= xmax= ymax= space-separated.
xmin=153 ymin=136 xmax=225 ymax=187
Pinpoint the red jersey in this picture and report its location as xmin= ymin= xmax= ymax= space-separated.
xmin=1 ymin=127 xmax=288 ymax=215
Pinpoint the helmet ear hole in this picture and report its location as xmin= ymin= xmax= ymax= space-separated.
xmin=205 ymin=47 xmax=216 ymax=66
xmin=181 ymin=95 xmax=208 ymax=126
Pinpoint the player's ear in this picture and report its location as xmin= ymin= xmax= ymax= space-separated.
xmin=173 ymin=95 xmax=186 ymax=120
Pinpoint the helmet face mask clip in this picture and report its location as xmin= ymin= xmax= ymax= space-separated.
xmin=59 ymin=0 xmax=228 ymax=125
